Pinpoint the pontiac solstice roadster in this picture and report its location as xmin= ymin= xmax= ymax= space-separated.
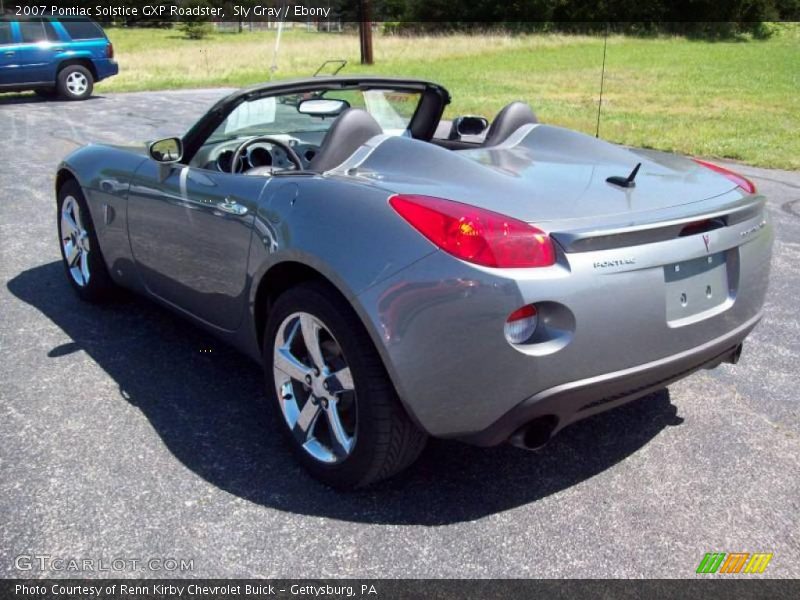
xmin=55 ymin=76 xmax=773 ymax=487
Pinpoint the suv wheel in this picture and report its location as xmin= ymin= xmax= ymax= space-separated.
xmin=57 ymin=65 xmax=94 ymax=101
xmin=263 ymin=282 xmax=427 ymax=488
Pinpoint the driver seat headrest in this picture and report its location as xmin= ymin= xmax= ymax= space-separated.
xmin=482 ymin=102 xmax=538 ymax=147
xmin=309 ymin=108 xmax=383 ymax=172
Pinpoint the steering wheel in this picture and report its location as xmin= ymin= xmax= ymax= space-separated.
xmin=229 ymin=136 xmax=303 ymax=174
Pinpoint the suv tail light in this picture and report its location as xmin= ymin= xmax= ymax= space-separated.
xmin=106 ymin=42 xmax=114 ymax=59
xmin=692 ymin=159 xmax=756 ymax=194
xmin=389 ymin=194 xmax=555 ymax=268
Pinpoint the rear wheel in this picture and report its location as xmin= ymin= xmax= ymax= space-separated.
xmin=263 ymin=282 xmax=427 ymax=488
xmin=57 ymin=65 xmax=93 ymax=100
xmin=57 ymin=180 xmax=117 ymax=302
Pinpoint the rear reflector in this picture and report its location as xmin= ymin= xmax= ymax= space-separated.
xmin=106 ymin=43 xmax=114 ymax=59
xmin=389 ymin=194 xmax=556 ymax=268
xmin=505 ymin=305 xmax=538 ymax=344
xmin=692 ymin=159 xmax=756 ymax=194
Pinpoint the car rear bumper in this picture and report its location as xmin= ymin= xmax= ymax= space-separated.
xmin=355 ymin=194 xmax=773 ymax=441
xmin=94 ymin=59 xmax=118 ymax=81
xmin=457 ymin=312 xmax=759 ymax=447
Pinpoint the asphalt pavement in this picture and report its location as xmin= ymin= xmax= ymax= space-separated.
xmin=0 ymin=89 xmax=798 ymax=578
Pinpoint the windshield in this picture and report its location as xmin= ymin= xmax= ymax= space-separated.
xmin=208 ymin=88 xmax=421 ymax=143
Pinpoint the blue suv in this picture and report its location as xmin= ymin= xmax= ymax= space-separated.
xmin=0 ymin=16 xmax=118 ymax=100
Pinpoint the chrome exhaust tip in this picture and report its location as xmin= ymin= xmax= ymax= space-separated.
xmin=726 ymin=343 xmax=744 ymax=365
xmin=509 ymin=416 xmax=558 ymax=451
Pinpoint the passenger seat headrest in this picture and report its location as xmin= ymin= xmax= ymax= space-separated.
xmin=309 ymin=108 xmax=383 ymax=172
xmin=482 ymin=102 xmax=538 ymax=147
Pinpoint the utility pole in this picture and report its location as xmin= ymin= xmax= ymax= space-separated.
xmin=359 ymin=0 xmax=373 ymax=65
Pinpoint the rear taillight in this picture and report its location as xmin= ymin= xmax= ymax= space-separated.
xmin=692 ymin=159 xmax=756 ymax=194
xmin=388 ymin=194 xmax=556 ymax=268
xmin=106 ymin=42 xmax=114 ymax=59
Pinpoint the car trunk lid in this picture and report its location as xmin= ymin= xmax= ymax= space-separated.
xmin=348 ymin=125 xmax=743 ymax=226
xmin=459 ymin=124 xmax=742 ymax=222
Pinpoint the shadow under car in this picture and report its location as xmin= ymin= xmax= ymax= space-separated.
xmin=7 ymin=261 xmax=684 ymax=525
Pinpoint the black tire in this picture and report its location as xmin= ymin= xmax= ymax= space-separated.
xmin=57 ymin=179 xmax=117 ymax=302
xmin=57 ymin=65 xmax=94 ymax=101
xmin=263 ymin=281 xmax=427 ymax=489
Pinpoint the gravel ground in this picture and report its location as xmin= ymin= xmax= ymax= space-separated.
xmin=0 ymin=89 xmax=798 ymax=579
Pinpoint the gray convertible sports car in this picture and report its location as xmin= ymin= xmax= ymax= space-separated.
xmin=55 ymin=76 xmax=773 ymax=487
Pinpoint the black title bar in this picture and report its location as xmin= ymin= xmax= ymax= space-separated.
xmin=3 ymin=579 xmax=800 ymax=600
xmin=5 ymin=1 xmax=800 ymax=23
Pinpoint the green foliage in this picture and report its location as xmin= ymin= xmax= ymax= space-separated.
xmin=178 ymin=20 xmax=213 ymax=39
xmin=341 ymin=0 xmax=800 ymax=37
xmin=177 ymin=0 xmax=214 ymax=39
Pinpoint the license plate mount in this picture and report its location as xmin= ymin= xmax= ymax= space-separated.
xmin=664 ymin=252 xmax=730 ymax=326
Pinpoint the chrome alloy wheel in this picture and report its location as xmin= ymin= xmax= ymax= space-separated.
xmin=65 ymin=71 xmax=89 ymax=96
xmin=60 ymin=195 xmax=91 ymax=287
xmin=273 ymin=312 xmax=357 ymax=464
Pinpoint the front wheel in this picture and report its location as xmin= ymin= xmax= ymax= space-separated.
xmin=263 ymin=282 xmax=427 ymax=488
xmin=57 ymin=180 xmax=117 ymax=302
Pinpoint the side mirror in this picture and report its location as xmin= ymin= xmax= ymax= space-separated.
xmin=297 ymin=98 xmax=349 ymax=117
xmin=149 ymin=137 xmax=183 ymax=163
xmin=451 ymin=115 xmax=489 ymax=139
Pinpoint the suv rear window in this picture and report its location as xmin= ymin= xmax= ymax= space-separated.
xmin=18 ymin=19 xmax=59 ymax=43
xmin=59 ymin=18 xmax=105 ymax=40
xmin=0 ymin=22 xmax=12 ymax=45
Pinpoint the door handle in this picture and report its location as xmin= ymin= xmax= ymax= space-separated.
xmin=53 ymin=47 xmax=65 ymax=52
xmin=4 ymin=51 xmax=14 ymax=57
xmin=215 ymin=197 xmax=248 ymax=216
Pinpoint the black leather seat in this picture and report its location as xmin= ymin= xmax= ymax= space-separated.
xmin=309 ymin=108 xmax=383 ymax=172
xmin=482 ymin=102 xmax=538 ymax=147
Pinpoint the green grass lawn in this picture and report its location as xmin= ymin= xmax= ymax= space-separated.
xmin=100 ymin=26 xmax=800 ymax=170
